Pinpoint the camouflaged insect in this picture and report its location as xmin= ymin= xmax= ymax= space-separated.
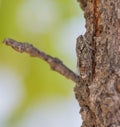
xmin=76 ymin=35 xmax=93 ymax=82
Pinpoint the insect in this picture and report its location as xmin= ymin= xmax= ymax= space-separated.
xmin=76 ymin=35 xmax=93 ymax=81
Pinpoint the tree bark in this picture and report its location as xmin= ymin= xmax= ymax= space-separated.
xmin=2 ymin=0 xmax=120 ymax=126
xmin=74 ymin=0 xmax=120 ymax=127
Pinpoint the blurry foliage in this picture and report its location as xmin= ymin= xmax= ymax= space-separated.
xmin=0 ymin=0 xmax=83 ymax=125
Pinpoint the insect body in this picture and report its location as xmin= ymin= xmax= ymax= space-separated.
xmin=76 ymin=35 xmax=93 ymax=81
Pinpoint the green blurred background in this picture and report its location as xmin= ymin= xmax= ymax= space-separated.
xmin=0 ymin=0 xmax=85 ymax=127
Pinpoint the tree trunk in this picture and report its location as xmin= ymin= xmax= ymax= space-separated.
xmin=74 ymin=0 xmax=120 ymax=127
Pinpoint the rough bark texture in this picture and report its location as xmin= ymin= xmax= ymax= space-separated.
xmin=74 ymin=0 xmax=120 ymax=127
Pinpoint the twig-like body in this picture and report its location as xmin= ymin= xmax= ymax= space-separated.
xmin=3 ymin=38 xmax=80 ymax=83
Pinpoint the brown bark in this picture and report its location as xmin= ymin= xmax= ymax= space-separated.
xmin=2 ymin=0 xmax=120 ymax=126
xmin=75 ymin=0 xmax=120 ymax=127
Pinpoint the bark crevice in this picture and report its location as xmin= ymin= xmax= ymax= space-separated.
xmin=75 ymin=0 xmax=120 ymax=126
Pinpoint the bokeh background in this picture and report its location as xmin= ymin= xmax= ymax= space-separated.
xmin=0 ymin=0 xmax=85 ymax=127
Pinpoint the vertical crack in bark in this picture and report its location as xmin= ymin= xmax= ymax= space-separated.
xmin=75 ymin=0 xmax=120 ymax=127
xmin=92 ymin=0 xmax=100 ymax=78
